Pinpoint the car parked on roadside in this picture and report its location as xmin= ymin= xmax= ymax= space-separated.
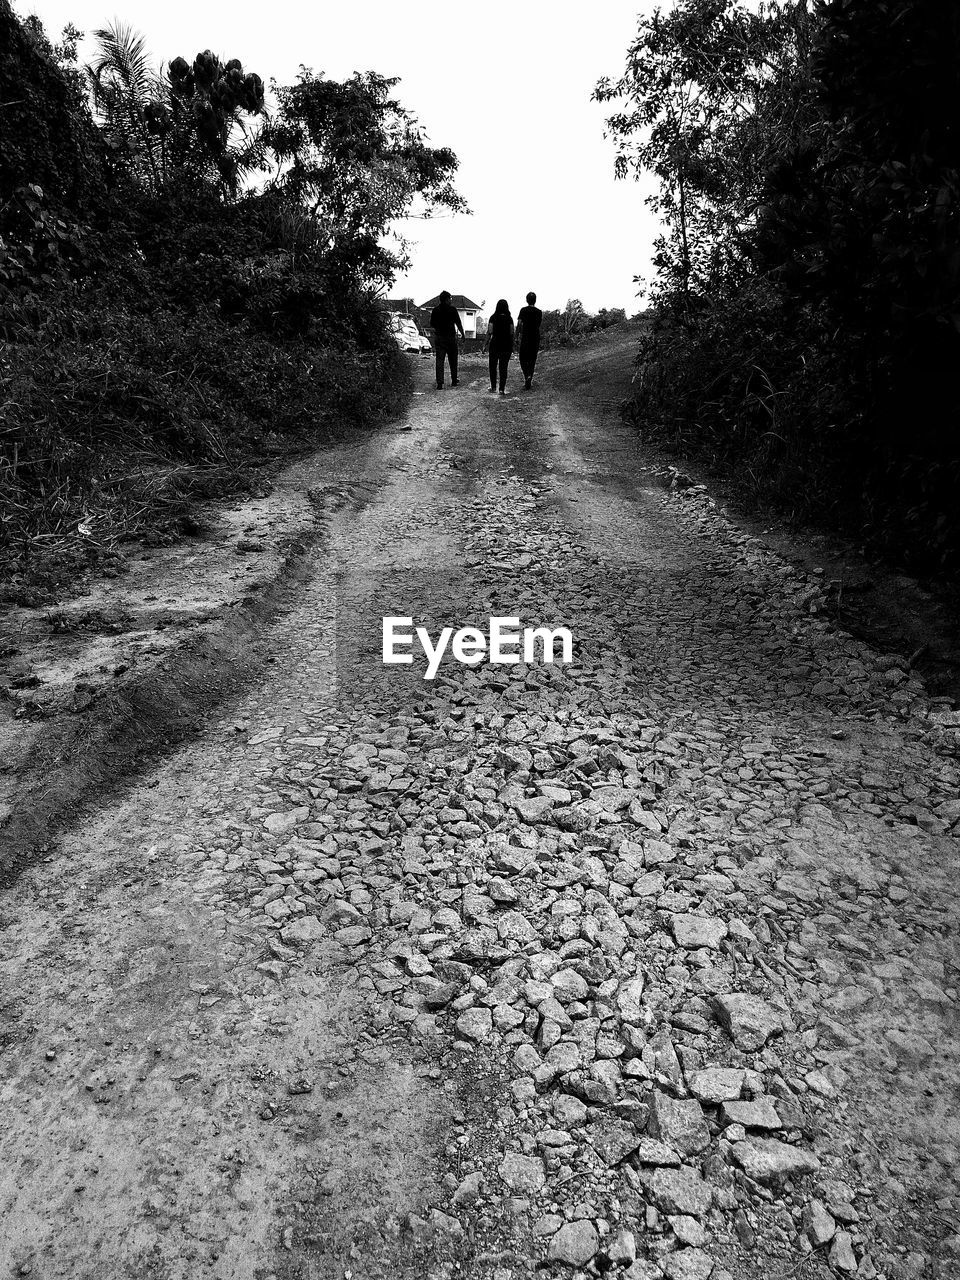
xmin=388 ymin=314 xmax=432 ymax=355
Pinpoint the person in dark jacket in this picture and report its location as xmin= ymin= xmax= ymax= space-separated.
xmin=429 ymin=290 xmax=465 ymax=389
xmin=485 ymin=299 xmax=514 ymax=396
xmin=516 ymin=290 xmax=543 ymax=390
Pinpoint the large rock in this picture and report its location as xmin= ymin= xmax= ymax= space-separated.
xmin=646 ymin=1167 xmax=713 ymax=1217
xmin=588 ymin=1059 xmax=622 ymax=1103
xmin=415 ymin=977 xmax=458 ymax=1009
xmin=731 ymin=1138 xmax=820 ymax=1185
xmin=624 ymin=1263 xmax=660 ymax=1280
xmin=334 ymin=924 xmax=371 ymax=946
xmin=607 ymin=1228 xmax=637 ymax=1266
xmin=884 ymin=1029 xmax=936 ymax=1069
xmin=264 ymin=806 xmax=309 ymax=834
xmin=649 ymin=1091 xmax=710 ymax=1155
xmin=513 ymin=795 xmax=554 ymax=823
xmin=554 ymin=1093 xmax=588 ymax=1127
xmin=452 ymin=1171 xmax=483 ymax=1206
xmin=712 ymin=993 xmax=783 ymax=1051
xmin=547 ymin=1220 xmax=599 ymax=1266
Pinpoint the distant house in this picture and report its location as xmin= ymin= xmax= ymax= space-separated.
xmin=419 ymin=294 xmax=483 ymax=339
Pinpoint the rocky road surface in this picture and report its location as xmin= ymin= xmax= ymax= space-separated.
xmin=1 ymin=338 xmax=958 ymax=1280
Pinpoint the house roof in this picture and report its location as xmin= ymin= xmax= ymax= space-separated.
xmin=420 ymin=294 xmax=482 ymax=312
xmin=380 ymin=297 xmax=418 ymax=311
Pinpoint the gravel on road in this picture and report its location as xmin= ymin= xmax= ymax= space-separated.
xmin=1 ymin=341 xmax=957 ymax=1280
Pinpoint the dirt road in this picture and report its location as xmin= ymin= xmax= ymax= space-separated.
xmin=1 ymin=337 xmax=958 ymax=1280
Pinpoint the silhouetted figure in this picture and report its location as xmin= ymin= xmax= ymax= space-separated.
xmin=429 ymin=290 xmax=465 ymax=389
xmin=485 ymin=299 xmax=514 ymax=396
xmin=516 ymin=291 xmax=543 ymax=390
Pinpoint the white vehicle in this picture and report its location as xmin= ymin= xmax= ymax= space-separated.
xmin=389 ymin=314 xmax=432 ymax=355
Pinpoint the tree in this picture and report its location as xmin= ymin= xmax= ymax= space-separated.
xmin=598 ymin=0 xmax=960 ymax=572
xmin=165 ymin=52 xmax=265 ymax=192
xmin=87 ymin=25 xmax=265 ymax=196
xmin=266 ymin=69 xmax=467 ymax=284
xmin=87 ymin=22 xmax=165 ymax=191
xmin=594 ymin=1 xmax=813 ymax=313
xmin=560 ymin=298 xmax=585 ymax=339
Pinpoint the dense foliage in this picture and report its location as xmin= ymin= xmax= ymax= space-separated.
xmin=0 ymin=2 xmax=462 ymax=597
xmin=597 ymin=0 xmax=960 ymax=573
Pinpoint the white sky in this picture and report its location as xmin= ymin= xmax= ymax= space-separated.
xmin=16 ymin=0 xmax=660 ymax=314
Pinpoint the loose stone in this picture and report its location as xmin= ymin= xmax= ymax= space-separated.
xmin=712 ymin=993 xmax=783 ymax=1051
xmin=455 ymin=1007 xmax=493 ymax=1042
xmin=646 ymin=1167 xmax=714 ymax=1218
xmin=547 ymin=1220 xmax=599 ymax=1267
xmin=649 ymin=1090 xmax=711 ymax=1156
xmin=828 ymin=1230 xmax=858 ymax=1273
xmin=498 ymin=1152 xmax=546 ymax=1195
xmin=672 ymin=914 xmax=728 ymax=950
xmin=730 ymin=1138 xmax=821 ymax=1185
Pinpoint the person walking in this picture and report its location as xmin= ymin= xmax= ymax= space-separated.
xmin=429 ymin=290 xmax=465 ymax=389
xmin=516 ymin=290 xmax=543 ymax=390
xmin=485 ymin=299 xmax=514 ymax=396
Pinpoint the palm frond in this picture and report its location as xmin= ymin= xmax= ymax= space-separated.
xmin=88 ymin=21 xmax=154 ymax=97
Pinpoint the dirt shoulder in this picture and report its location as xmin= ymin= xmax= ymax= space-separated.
xmin=627 ymin=438 xmax=960 ymax=705
xmin=0 ymin=416 xmax=407 ymax=885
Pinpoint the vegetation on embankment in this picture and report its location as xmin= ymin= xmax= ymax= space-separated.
xmin=0 ymin=5 xmax=465 ymax=603
xmin=597 ymin=0 xmax=960 ymax=577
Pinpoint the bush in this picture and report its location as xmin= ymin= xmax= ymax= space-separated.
xmin=1 ymin=277 xmax=409 ymax=590
xmin=600 ymin=0 xmax=960 ymax=575
xmin=0 ymin=5 xmax=468 ymax=597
